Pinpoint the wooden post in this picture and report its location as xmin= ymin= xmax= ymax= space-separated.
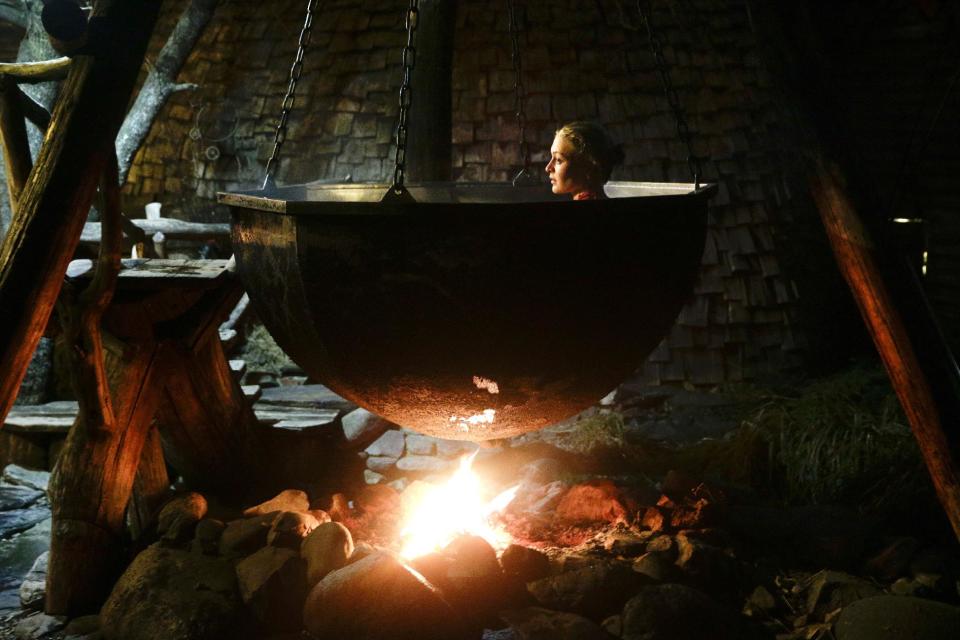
xmin=0 ymin=1 xmax=161 ymax=427
xmin=128 ymin=424 xmax=171 ymax=542
xmin=810 ymin=159 xmax=960 ymax=541
xmin=46 ymin=339 xmax=168 ymax=615
xmin=157 ymin=325 xmax=267 ymax=499
xmin=406 ymin=0 xmax=455 ymax=182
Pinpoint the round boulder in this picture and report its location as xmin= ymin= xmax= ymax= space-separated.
xmin=302 ymin=552 xmax=468 ymax=640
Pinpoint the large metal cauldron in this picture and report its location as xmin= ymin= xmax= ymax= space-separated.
xmin=218 ymin=181 xmax=713 ymax=441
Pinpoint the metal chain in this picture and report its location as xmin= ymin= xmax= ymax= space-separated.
xmin=262 ymin=0 xmax=321 ymax=191
xmin=391 ymin=0 xmax=421 ymax=193
xmin=506 ymin=0 xmax=532 ymax=184
xmin=636 ymin=0 xmax=701 ymax=189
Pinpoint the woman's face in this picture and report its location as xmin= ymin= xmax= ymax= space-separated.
xmin=546 ymin=134 xmax=589 ymax=195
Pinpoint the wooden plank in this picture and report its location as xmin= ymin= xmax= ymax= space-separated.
xmin=257 ymin=384 xmax=356 ymax=412
xmin=80 ymin=218 xmax=230 ymax=244
xmin=66 ymin=258 xmax=231 ymax=282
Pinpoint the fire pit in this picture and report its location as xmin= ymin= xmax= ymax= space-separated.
xmin=220 ymin=181 xmax=712 ymax=440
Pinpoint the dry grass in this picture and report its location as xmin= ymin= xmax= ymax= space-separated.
xmin=715 ymin=365 xmax=929 ymax=510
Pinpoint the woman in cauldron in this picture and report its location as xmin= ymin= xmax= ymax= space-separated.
xmin=546 ymin=121 xmax=624 ymax=200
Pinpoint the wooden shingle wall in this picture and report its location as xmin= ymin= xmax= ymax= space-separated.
xmin=122 ymin=0 xmax=830 ymax=386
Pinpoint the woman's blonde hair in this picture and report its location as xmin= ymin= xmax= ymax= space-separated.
xmin=556 ymin=121 xmax=625 ymax=184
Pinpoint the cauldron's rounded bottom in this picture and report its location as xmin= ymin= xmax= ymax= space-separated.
xmin=222 ymin=181 xmax=712 ymax=440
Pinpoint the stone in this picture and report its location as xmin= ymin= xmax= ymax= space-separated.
xmin=500 ymin=544 xmax=551 ymax=583
xmin=499 ymin=607 xmax=614 ymax=639
xmin=801 ymin=570 xmax=883 ymax=621
xmin=243 ymin=489 xmax=309 ymax=517
xmin=396 ymin=455 xmax=452 ymax=474
xmin=327 ymin=493 xmax=352 ymax=522
xmin=388 ymin=478 xmax=409 ymax=493
xmin=192 ymin=518 xmax=226 ymax=556
xmin=309 ymin=509 xmax=332 ymax=524
xmin=646 ymin=535 xmax=676 ymax=557
xmin=301 ymin=521 xmax=354 ymax=586
xmin=100 ymin=544 xmax=242 ymax=640
xmin=436 ymin=439 xmax=478 ymax=458
xmin=365 ymin=469 xmax=386 ymax=484
xmin=443 ymin=536 xmax=507 ymax=622
xmin=620 ymin=583 xmax=766 ymax=640
xmin=742 ymin=585 xmax=777 ymax=617
xmin=510 ymin=481 xmax=567 ymax=515
xmin=673 ymin=534 xmax=740 ymax=594
xmin=218 ymin=513 xmax=276 ymax=557
xmin=555 ymin=481 xmax=627 ymax=524
xmin=367 ymin=455 xmax=400 ymax=472
xmin=865 ymin=537 xmax=919 ymax=581
xmin=1 ymin=465 xmax=50 ymax=492
xmin=236 ymin=546 xmax=307 ymax=631
xmin=365 ymin=429 xmax=405 ymax=459
xmin=0 ymin=484 xmax=43 ymax=511
xmin=303 ymin=552 xmax=466 ymax=640
xmin=0 ymin=501 xmax=50 ymax=540
xmin=267 ymin=511 xmax=320 ymax=549
xmin=527 ymin=561 xmax=643 ymax=620
xmin=406 ymin=433 xmax=438 ymax=455
xmin=341 ymin=408 xmax=391 ymax=448
xmin=519 ymin=458 xmax=564 ymax=485
xmin=357 ymin=484 xmax=401 ymax=516
xmin=63 ymin=614 xmax=100 ymax=637
xmin=158 ymin=492 xmax=208 ymax=546
xmin=18 ymin=551 xmax=47 ymax=610
xmin=14 ymin=612 xmax=66 ymax=639
xmin=631 ymin=551 xmax=677 ymax=583
xmin=603 ymin=532 xmax=649 ymax=557
xmin=835 ymin=595 xmax=960 ymax=640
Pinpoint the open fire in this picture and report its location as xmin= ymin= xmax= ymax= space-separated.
xmin=398 ymin=452 xmax=519 ymax=559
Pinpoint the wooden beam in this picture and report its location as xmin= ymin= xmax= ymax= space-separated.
xmin=46 ymin=338 xmax=168 ymax=615
xmin=0 ymin=0 xmax=162 ymax=427
xmin=0 ymin=57 xmax=72 ymax=84
xmin=406 ymin=0 xmax=455 ymax=182
xmin=810 ymin=159 xmax=960 ymax=542
xmin=0 ymin=79 xmax=33 ymax=214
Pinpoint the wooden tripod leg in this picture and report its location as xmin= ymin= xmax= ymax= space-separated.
xmin=157 ymin=328 xmax=266 ymax=501
xmin=45 ymin=340 xmax=168 ymax=616
xmin=811 ymin=160 xmax=960 ymax=542
xmin=127 ymin=424 xmax=171 ymax=542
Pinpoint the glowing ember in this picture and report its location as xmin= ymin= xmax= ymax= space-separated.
xmin=399 ymin=452 xmax=519 ymax=559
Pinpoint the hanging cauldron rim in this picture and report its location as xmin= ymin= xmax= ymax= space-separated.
xmin=217 ymin=180 xmax=717 ymax=215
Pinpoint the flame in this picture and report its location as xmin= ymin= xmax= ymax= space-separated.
xmin=399 ymin=452 xmax=519 ymax=559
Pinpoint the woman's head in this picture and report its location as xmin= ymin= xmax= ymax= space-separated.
xmin=546 ymin=121 xmax=624 ymax=196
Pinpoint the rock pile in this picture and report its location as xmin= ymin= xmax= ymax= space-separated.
xmin=5 ymin=456 xmax=960 ymax=640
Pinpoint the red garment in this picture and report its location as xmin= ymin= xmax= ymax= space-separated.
xmin=573 ymin=191 xmax=605 ymax=200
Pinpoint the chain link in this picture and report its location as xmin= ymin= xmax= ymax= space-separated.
xmin=391 ymin=0 xmax=421 ymax=193
xmin=506 ymin=0 xmax=532 ymax=184
xmin=262 ymin=0 xmax=321 ymax=190
xmin=636 ymin=0 xmax=701 ymax=189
